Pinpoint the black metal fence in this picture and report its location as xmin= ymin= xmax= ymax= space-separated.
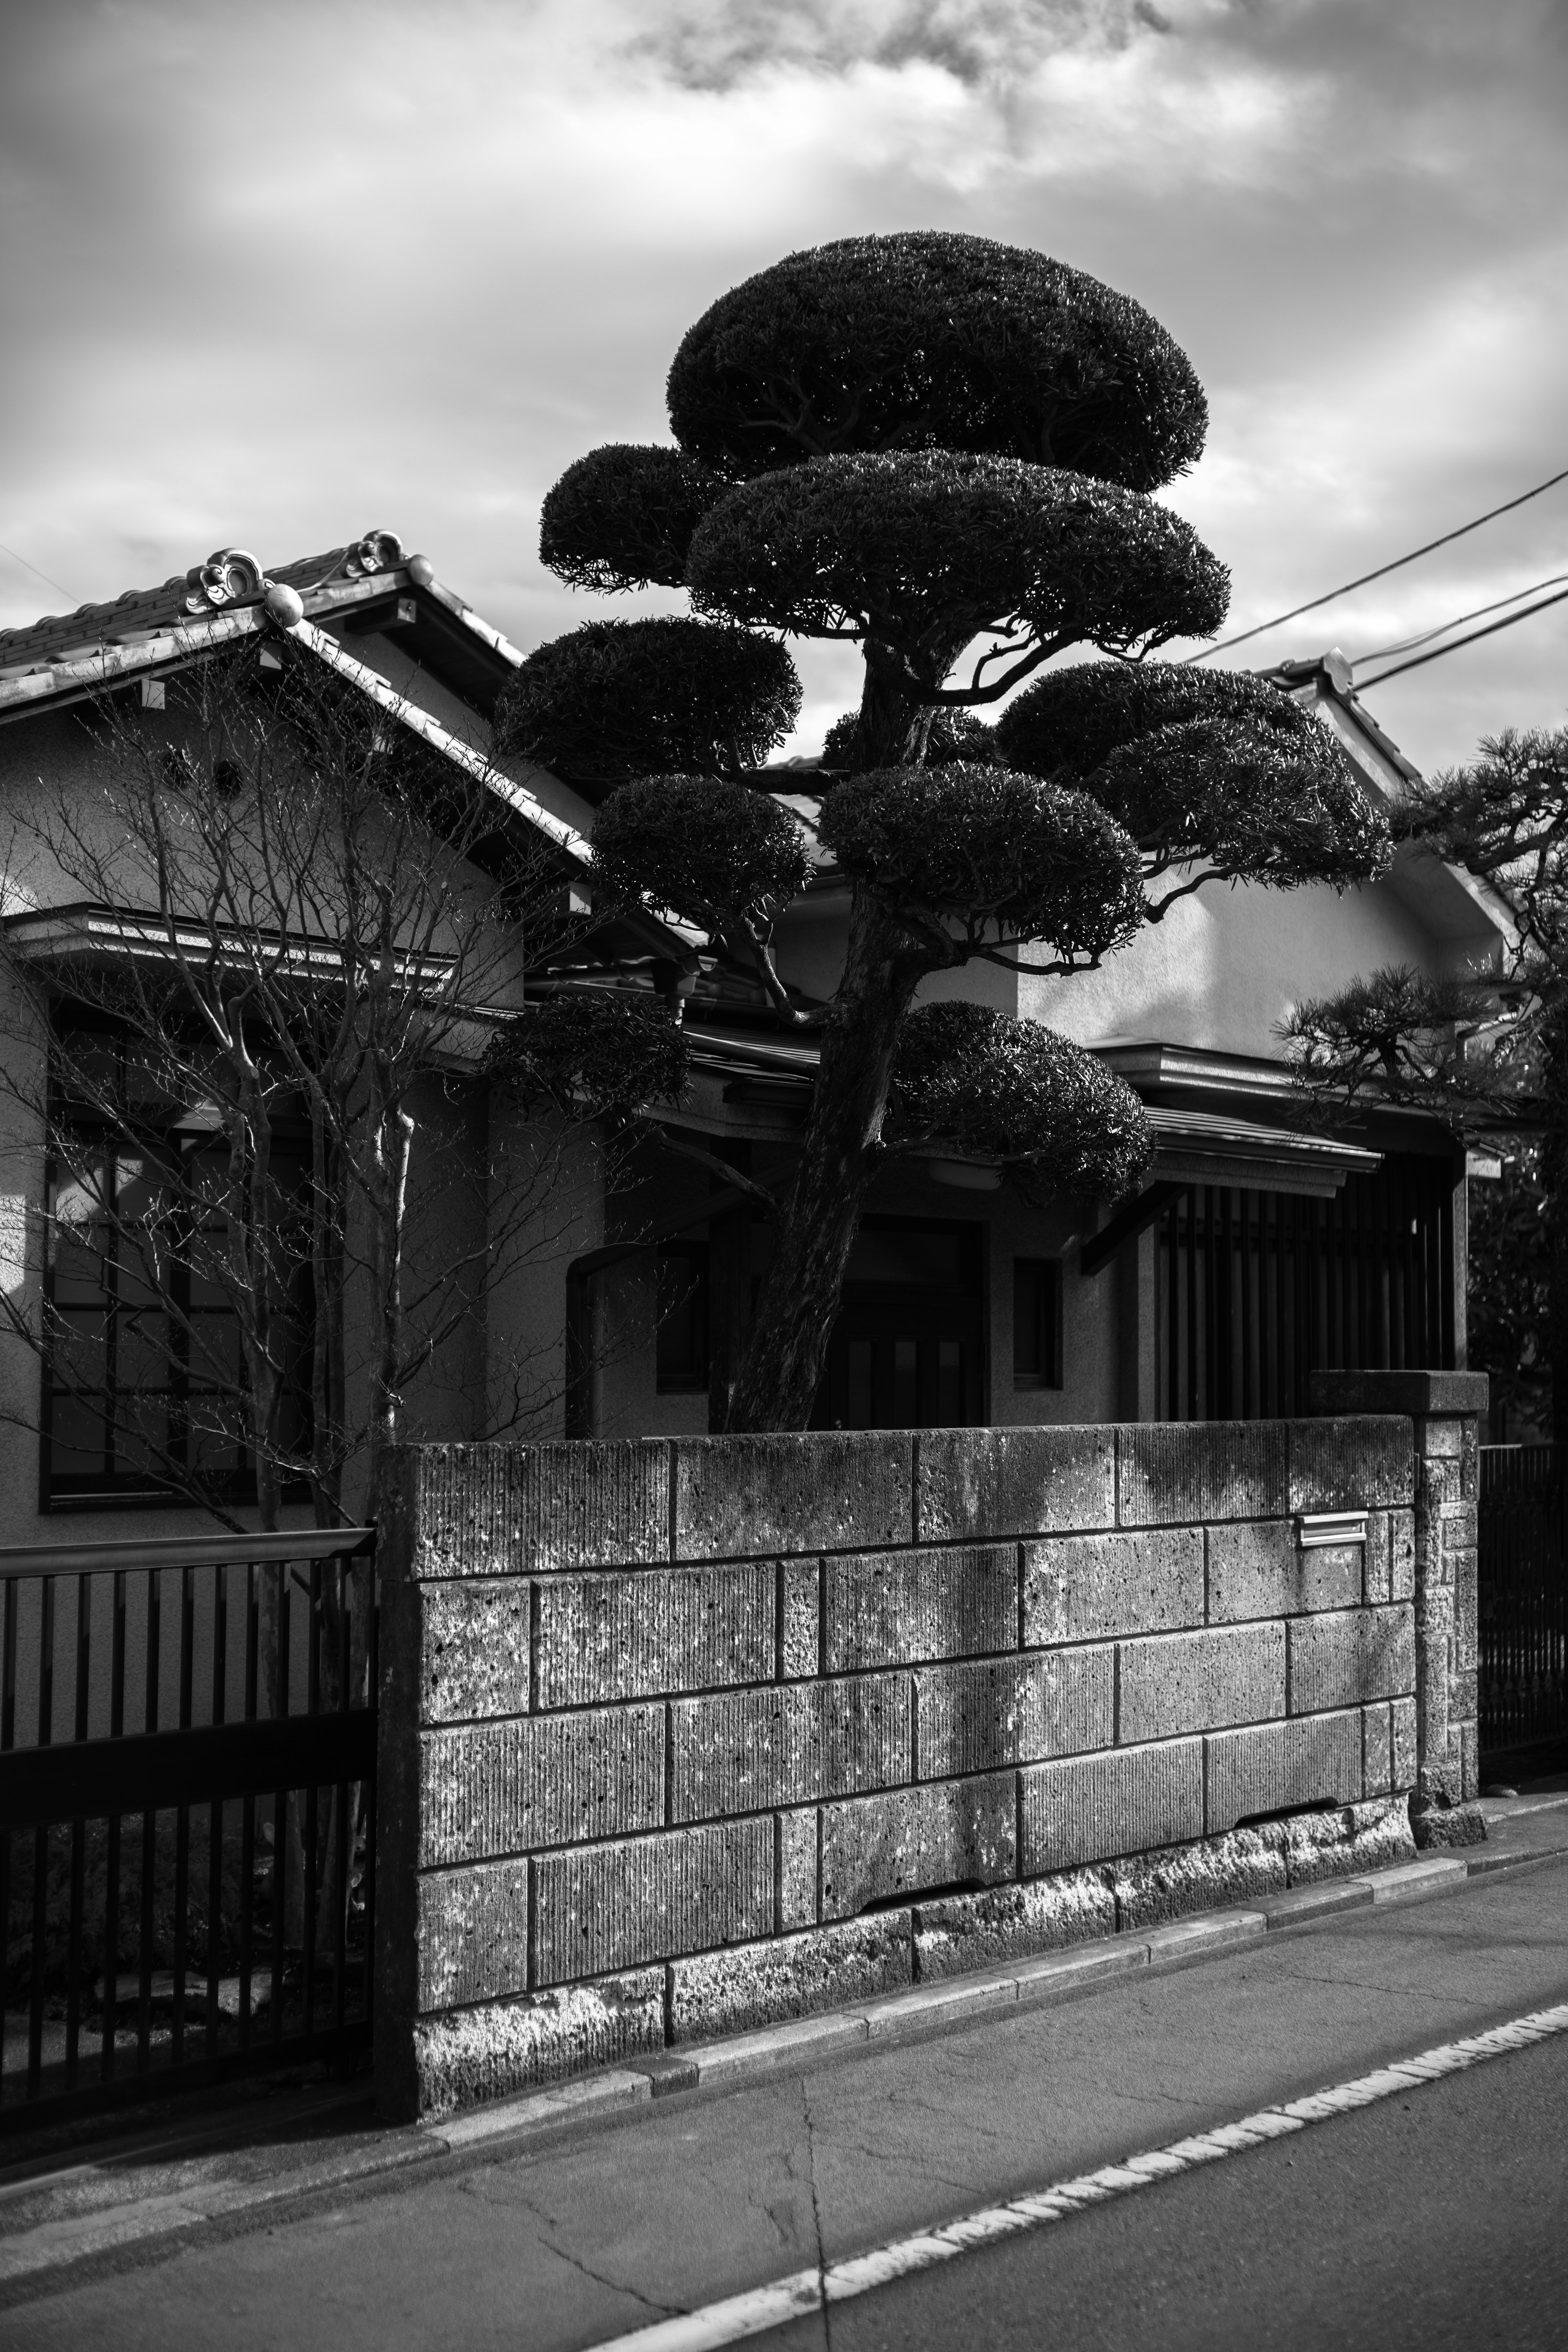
xmin=1478 ymin=1444 xmax=1568 ymax=1756
xmin=0 ymin=1525 xmax=376 ymax=2134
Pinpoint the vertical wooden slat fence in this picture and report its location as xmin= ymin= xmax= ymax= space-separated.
xmin=0 ymin=1526 xmax=376 ymax=2134
xmin=1478 ymin=1443 xmax=1568 ymax=1756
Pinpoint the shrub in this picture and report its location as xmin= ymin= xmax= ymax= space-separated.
xmin=539 ymin=443 xmax=728 ymax=593
xmin=887 ymin=1001 xmax=1152 ymax=1196
xmin=818 ymin=762 xmax=1144 ymax=961
xmin=592 ymin=774 xmax=811 ymax=931
xmin=495 ymin=616 xmax=800 ymax=783
xmin=666 ymin=229 xmax=1208 ymax=491
xmin=487 ymin=990 xmax=690 ymax=1116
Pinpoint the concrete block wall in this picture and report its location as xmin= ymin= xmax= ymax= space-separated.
xmin=374 ymin=1404 xmax=1461 ymax=2120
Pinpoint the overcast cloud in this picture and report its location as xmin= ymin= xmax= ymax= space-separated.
xmin=1 ymin=0 xmax=1565 ymax=771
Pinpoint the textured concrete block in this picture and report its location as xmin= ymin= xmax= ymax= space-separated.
xmin=821 ymin=1774 xmax=1016 ymax=1919
xmin=1308 ymin=1371 xmax=1487 ymax=1419
xmin=826 ymin=1544 xmax=1016 ymax=1672
xmin=1024 ymin=1529 xmax=1204 ymax=1644
xmin=535 ymin=1820 xmax=773 ymax=1984
xmin=1206 ymin=1520 xmax=1360 ymax=1625
xmin=1205 ymin=1710 xmax=1363 ymax=1834
xmin=421 ymin=1579 xmax=529 ymax=1725
xmin=779 ymin=1807 xmax=818 ymax=1929
xmin=1288 ymin=1417 xmax=1413 ymax=1512
xmin=670 ymin=1676 xmax=910 ymax=1823
xmin=416 ymin=1861 xmax=529 ymax=2013
xmin=781 ymin=1559 xmax=822 ymax=1679
xmin=1111 ymin=1828 xmax=1286 ymax=1928
xmin=673 ymin=1432 xmax=912 ymax=1559
xmin=915 ymin=1649 xmax=1112 ymax=1777
xmin=1345 ymin=1797 xmax=1420 ymax=1872
xmin=1442 ymin=1502 xmax=1479 ymax=1549
xmin=1361 ymin=1512 xmax=1391 ymax=1605
xmin=1392 ymin=1693 xmax=1417 ymax=1788
xmin=1412 ymin=1798 xmax=1485 ymax=1851
xmin=917 ymin=1425 xmax=1114 ymax=1544
xmin=668 ymin=1914 xmax=911 ymax=2043
xmin=1287 ymin=1605 xmax=1415 ymax=1714
xmin=1021 ymin=1739 xmax=1204 ymax=1873
xmin=913 ymin=1869 xmax=1114 ymax=1980
xmin=419 ymin=1707 xmax=665 ymax=1867
xmin=1118 ymin=1623 xmax=1285 ymax=1744
xmin=1452 ymin=1546 xmax=1478 ymax=1673
xmin=413 ymin=1442 xmax=667 ymax=1576
xmin=1118 ymin=1423 xmax=1287 ymax=1527
xmin=1390 ymin=1509 xmax=1415 ymax=1601
xmin=534 ymin=1565 xmax=774 ymax=1708
xmin=412 ymin=1969 xmax=664 ymax=2116
xmin=1362 ymin=1700 xmax=1393 ymax=1799
xmin=1417 ymin=1416 xmax=1465 ymax=1459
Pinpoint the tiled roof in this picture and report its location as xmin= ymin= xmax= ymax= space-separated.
xmin=0 ymin=538 xmax=392 ymax=677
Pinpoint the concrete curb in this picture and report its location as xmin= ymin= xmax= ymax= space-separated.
xmin=2 ymin=1824 xmax=1566 ymax=2300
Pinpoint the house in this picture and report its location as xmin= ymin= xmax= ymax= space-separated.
xmin=0 ymin=536 xmax=1512 ymax=1545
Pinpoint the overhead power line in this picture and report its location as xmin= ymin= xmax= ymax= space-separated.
xmin=1352 ymin=571 xmax=1568 ymax=665
xmin=1184 ymin=460 xmax=1568 ymax=665
xmin=0 ymin=539 xmax=77 ymax=605
xmin=1356 ymin=579 xmax=1568 ymax=689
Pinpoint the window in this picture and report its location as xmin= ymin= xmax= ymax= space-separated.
xmin=656 ymin=1241 xmax=709 ymax=1393
xmin=813 ymin=1217 xmax=985 ymax=1430
xmin=42 ymin=1022 xmax=312 ymax=1510
xmin=1013 ymin=1257 xmax=1062 ymax=1390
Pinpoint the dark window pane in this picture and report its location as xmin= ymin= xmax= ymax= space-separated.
xmin=656 ymin=1243 xmax=709 ymax=1392
xmin=936 ymin=1337 xmax=963 ymax=1422
xmin=892 ymin=1338 xmax=918 ymax=1424
xmin=1013 ymin=1258 xmax=1061 ymax=1390
xmin=846 ymin=1340 xmax=873 ymax=1428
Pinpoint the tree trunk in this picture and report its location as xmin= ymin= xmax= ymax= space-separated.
xmin=726 ymin=891 xmax=928 ymax=1431
xmin=842 ymin=663 xmax=925 ymax=771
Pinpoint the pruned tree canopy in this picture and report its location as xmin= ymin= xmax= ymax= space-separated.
xmin=822 ymin=705 xmax=998 ymax=769
xmin=687 ymin=454 xmax=1228 ymax=687
xmin=998 ymin=660 xmax=1389 ymax=891
xmin=886 ymin=1002 xmax=1152 ymax=1196
xmin=488 ymin=990 xmax=691 ymax=1118
xmin=495 ymin=616 xmax=800 ymax=784
xmin=592 ymin=774 xmax=811 ymax=934
xmin=539 ymin=444 xmax=728 ymax=593
xmin=818 ymin=762 xmax=1143 ymax=964
xmin=666 ymin=231 xmax=1208 ymax=491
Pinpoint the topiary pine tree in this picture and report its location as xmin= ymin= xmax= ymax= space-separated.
xmin=1285 ymin=724 xmax=1568 ymax=1449
xmin=501 ymin=230 xmax=1390 ymax=1432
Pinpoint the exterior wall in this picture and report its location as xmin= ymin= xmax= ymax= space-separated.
xmin=375 ymin=1411 xmax=1439 ymax=2120
xmin=1022 ymin=872 xmax=1464 ymax=1062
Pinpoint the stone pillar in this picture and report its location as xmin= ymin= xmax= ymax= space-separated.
xmin=1308 ymin=1370 xmax=1488 ymax=1833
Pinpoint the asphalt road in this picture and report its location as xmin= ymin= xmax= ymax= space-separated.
xmin=8 ymin=1854 xmax=1568 ymax=2352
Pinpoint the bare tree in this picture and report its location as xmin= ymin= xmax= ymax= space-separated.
xmin=0 ymin=639 xmax=623 ymax=1606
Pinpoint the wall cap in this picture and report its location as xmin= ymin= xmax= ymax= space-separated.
xmin=1307 ymin=1370 xmax=1489 ymax=1419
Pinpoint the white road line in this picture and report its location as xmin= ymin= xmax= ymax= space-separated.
xmin=588 ymin=1999 xmax=1568 ymax=2352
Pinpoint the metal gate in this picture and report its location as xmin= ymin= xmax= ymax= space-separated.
xmin=0 ymin=1526 xmax=376 ymax=2134
xmin=1478 ymin=1444 xmax=1568 ymax=1756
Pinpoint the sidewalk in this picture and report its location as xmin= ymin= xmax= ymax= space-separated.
xmin=2 ymin=1788 xmax=1566 ymax=2314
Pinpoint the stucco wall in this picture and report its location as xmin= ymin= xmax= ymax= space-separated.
xmin=374 ymin=1408 xmax=1472 ymax=2120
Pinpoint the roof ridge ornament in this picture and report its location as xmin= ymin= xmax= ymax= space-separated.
xmin=342 ymin=529 xmax=406 ymax=578
xmin=183 ymin=548 xmax=267 ymax=614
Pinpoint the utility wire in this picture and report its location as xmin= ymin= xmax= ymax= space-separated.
xmin=1352 ymin=571 xmax=1568 ymax=666
xmin=1184 ymin=460 xmax=1568 ymax=664
xmin=0 ymin=539 xmax=77 ymax=606
xmin=1357 ymin=580 xmax=1568 ymax=689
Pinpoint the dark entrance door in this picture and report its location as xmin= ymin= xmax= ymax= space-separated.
xmin=811 ymin=1217 xmax=986 ymax=1430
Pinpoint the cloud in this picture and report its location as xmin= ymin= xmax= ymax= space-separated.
xmin=0 ymin=0 xmax=1564 ymax=778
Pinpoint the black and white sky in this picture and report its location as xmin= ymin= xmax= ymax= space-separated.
xmin=2 ymin=0 xmax=1565 ymax=772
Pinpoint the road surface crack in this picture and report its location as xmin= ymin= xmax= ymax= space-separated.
xmin=487 ymin=2185 xmax=679 ymax=2319
xmin=802 ymin=2076 xmax=833 ymax=2350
